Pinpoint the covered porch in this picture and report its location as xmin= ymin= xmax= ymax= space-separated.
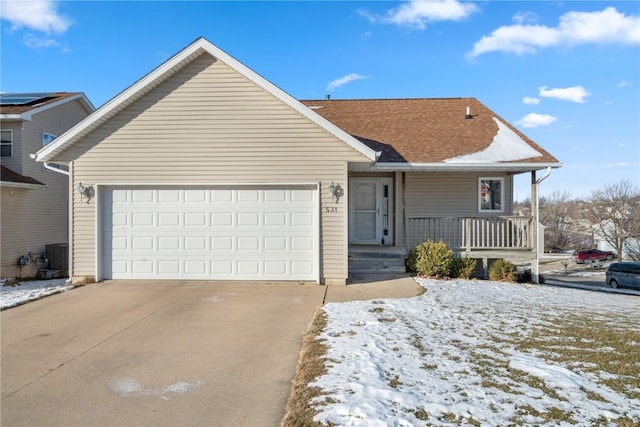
xmin=347 ymin=169 xmax=550 ymax=280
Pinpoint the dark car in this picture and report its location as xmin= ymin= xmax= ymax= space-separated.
xmin=573 ymin=249 xmax=616 ymax=264
xmin=606 ymin=262 xmax=640 ymax=289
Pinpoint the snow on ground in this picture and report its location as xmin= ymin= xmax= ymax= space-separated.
xmin=312 ymin=279 xmax=640 ymax=426
xmin=1 ymin=279 xmax=73 ymax=310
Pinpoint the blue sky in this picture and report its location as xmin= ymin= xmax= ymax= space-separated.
xmin=1 ymin=0 xmax=638 ymax=200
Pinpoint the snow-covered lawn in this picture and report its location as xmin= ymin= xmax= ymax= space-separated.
xmin=312 ymin=279 xmax=640 ymax=426
xmin=1 ymin=279 xmax=73 ymax=310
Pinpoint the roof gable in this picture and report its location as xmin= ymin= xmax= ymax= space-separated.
xmin=35 ymin=37 xmax=377 ymax=163
xmin=301 ymin=98 xmax=560 ymax=170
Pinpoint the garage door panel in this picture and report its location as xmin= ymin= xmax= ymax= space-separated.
xmin=211 ymin=213 xmax=233 ymax=226
xmin=103 ymin=186 xmax=317 ymax=281
xmin=292 ymin=261 xmax=314 ymax=275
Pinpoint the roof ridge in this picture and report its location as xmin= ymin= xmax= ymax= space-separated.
xmin=301 ymin=97 xmax=474 ymax=102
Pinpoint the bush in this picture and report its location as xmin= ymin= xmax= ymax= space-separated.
xmin=488 ymin=259 xmax=518 ymax=282
xmin=451 ymin=256 xmax=478 ymax=279
xmin=407 ymin=240 xmax=453 ymax=278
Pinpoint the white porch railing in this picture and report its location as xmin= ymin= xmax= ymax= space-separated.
xmin=406 ymin=216 xmax=534 ymax=251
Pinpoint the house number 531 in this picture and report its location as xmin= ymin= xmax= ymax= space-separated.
xmin=325 ymin=207 xmax=338 ymax=213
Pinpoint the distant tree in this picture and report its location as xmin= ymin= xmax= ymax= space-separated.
xmin=625 ymin=238 xmax=640 ymax=261
xmin=540 ymin=190 xmax=573 ymax=251
xmin=586 ymin=181 xmax=640 ymax=261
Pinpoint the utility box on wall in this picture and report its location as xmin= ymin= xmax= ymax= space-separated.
xmin=46 ymin=243 xmax=68 ymax=271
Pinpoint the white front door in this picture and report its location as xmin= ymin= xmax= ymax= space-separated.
xmin=349 ymin=178 xmax=393 ymax=245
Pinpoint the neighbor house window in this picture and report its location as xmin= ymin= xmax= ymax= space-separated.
xmin=479 ymin=178 xmax=504 ymax=212
xmin=42 ymin=132 xmax=61 ymax=170
xmin=1 ymin=129 xmax=12 ymax=157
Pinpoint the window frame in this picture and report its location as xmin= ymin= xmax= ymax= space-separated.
xmin=41 ymin=132 xmax=61 ymax=171
xmin=478 ymin=177 xmax=505 ymax=213
xmin=1 ymin=129 xmax=13 ymax=158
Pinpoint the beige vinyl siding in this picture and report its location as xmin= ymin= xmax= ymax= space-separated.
xmin=405 ymin=172 xmax=513 ymax=218
xmin=1 ymin=100 xmax=90 ymax=275
xmin=67 ymin=54 xmax=368 ymax=283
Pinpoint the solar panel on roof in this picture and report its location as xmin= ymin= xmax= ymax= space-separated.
xmin=0 ymin=93 xmax=56 ymax=105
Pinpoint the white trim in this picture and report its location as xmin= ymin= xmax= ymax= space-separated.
xmin=95 ymin=185 xmax=103 ymax=282
xmin=355 ymin=162 xmax=562 ymax=173
xmin=35 ymin=38 xmax=376 ymax=164
xmin=315 ymin=182 xmax=321 ymax=284
xmin=68 ymin=162 xmax=74 ymax=279
xmin=478 ymin=177 xmax=505 ymax=213
xmin=87 ymin=181 xmax=320 ymax=187
xmin=0 ymin=181 xmax=45 ymax=189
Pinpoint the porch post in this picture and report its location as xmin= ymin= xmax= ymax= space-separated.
xmin=531 ymin=171 xmax=540 ymax=284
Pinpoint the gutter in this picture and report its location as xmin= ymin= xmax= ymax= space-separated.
xmin=30 ymin=154 xmax=70 ymax=176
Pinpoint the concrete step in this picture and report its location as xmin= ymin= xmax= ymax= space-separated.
xmin=349 ymin=265 xmax=407 ymax=274
xmin=349 ymin=252 xmax=407 ymax=274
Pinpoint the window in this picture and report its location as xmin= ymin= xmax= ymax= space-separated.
xmin=42 ymin=132 xmax=56 ymax=147
xmin=1 ymin=129 xmax=12 ymax=157
xmin=42 ymin=132 xmax=62 ymax=170
xmin=479 ymin=178 xmax=504 ymax=212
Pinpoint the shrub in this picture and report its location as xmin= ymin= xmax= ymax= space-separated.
xmin=407 ymin=240 xmax=453 ymax=278
xmin=488 ymin=259 xmax=518 ymax=282
xmin=451 ymin=256 xmax=478 ymax=279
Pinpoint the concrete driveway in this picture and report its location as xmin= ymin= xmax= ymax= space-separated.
xmin=1 ymin=280 xmax=326 ymax=427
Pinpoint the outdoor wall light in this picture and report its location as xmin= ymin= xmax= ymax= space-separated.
xmin=77 ymin=182 xmax=95 ymax=204
xmin=329 ymin=182 xmax=343 ymax=204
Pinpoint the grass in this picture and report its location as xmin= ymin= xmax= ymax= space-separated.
xmin=515 ymin=313 xmax=640 ymax=400
xmin=281 ymin=297 xmax=640 ymax=426
xmin=280 ymin=309 xmax=328 ymax=427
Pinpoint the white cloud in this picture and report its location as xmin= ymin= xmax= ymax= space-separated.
xmin=470 ymin=7 xmax=639 ymax=57
xmin=364 ymin=0 xmax=479 ymax=29
xmin=617 ymin=80 xmax=631 ymax=87
xmin=327 ymin=73 xmax=368 ymax=91
xmin=539 ymin=85 xmax=591 ymax=103
xmin=522 ymin=96 xmax=541 ymax=105
xmin=516 ymin=113 xmax=558 ymax=128
xmin=512 ymin=11 xmax=539 ymax=25
xmin=23 ymin=34 xmax=59 ymax=49
xmin=1 ymin=0 xmax=71 ymax=34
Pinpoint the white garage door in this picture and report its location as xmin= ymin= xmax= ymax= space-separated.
xmin=101 ymin=185 xmax=318 ymax=281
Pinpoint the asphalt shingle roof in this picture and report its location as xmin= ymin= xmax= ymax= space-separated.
xmin=0 ymin=92 xmax=78 ymax=115
xmin=0 ymin=165 xmax=45 ymax=186
xmin=301 ymin=98 xmax=559 ymax=164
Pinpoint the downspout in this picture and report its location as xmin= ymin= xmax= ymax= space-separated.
xmin=31 ymin=155 xmax=73 ymax=279
xmin=532 ymin=167 xmax=552 ymax=284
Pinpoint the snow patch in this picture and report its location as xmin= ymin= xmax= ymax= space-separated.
xmin=109 ymin=377 xmax=204 ymax=399
xmin=311 ymin=279 xmax=640 ymax=426
xmin=444 ymin=117 xmax=542 ymax=163
xmin=1 ymin=279 xmax=72 ymax=310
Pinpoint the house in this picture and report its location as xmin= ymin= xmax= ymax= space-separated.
xmin=1 ymin=93 xmax=94 ymax=278
xmin=34 ymin=38 xmax=561 ymax=286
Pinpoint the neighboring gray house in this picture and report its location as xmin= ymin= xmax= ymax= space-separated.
xmin=1 ymin=93 xmax=94 ymax=278
xmin=35 ymin=38 xmax=561 ymax=286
